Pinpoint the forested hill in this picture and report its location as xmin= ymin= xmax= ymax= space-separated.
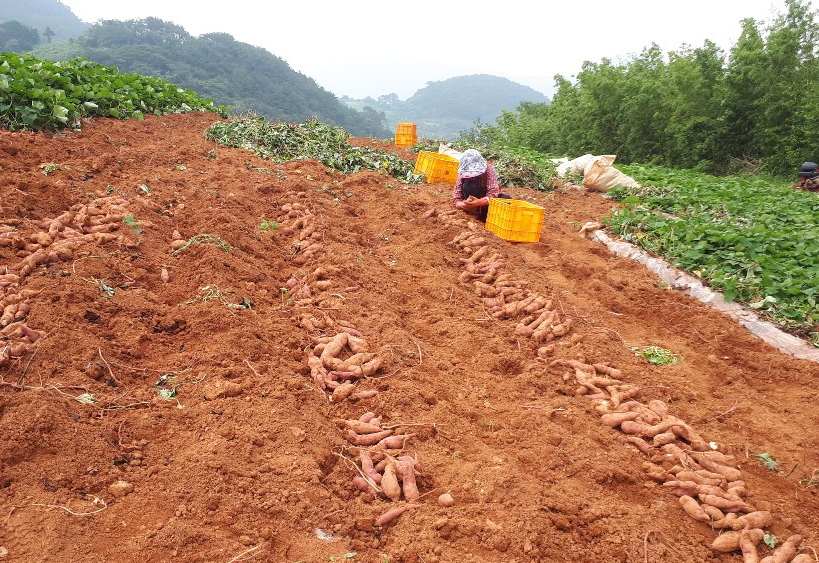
xmin=343 ymin=75 xmax=549 ymax=139
xmin=31 ymin=18 xmax=390 ymax=138
xmin=0 ymin=0 xmax=89 ymax=43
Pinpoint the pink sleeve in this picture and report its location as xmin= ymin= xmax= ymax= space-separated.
xmin=452 ymin=176 xmax=463 ymax=206
xmin=485 ymin=165 xmax=500 ymax=198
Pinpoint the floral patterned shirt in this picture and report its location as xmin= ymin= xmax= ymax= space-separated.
xmin=452 ymin=164 xmax=500 ymax=206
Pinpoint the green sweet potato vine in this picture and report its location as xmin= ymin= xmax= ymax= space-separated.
xmin=0 ymin=53 xmax=228 ymax=131
xmin=606 ymin=165 xmax=819 ymax=331
xmin=206 ymin=116 xmax=423 ymax=183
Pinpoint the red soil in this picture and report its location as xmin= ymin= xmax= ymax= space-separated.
xmin=1 ymin=112 xmax=817 ymax=563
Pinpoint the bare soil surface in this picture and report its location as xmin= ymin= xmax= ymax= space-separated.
xmin=1 ymin=112 xmax=818 ymax=563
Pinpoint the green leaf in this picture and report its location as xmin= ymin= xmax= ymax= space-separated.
xmin=751 ymin=452 xmax=779 ymax=471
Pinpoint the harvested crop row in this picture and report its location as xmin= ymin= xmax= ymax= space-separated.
xmin=275 ymin=202 xmax=439 ymax=528
xmin=426 ymin=207 xmax=810 ymax=561
xmin=554 ymin=357 xmax=810 ymax=561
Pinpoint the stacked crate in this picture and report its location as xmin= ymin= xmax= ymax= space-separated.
xmin=394 ymin=122 xmax=417 ymax=147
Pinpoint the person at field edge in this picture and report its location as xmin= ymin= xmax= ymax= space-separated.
xmin=452 ymin=149 xmax=512 ymax=221
xmin=793 ymin=161 xmax=819 ymax=192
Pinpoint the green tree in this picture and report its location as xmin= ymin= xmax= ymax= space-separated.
xmin=43 ymin=26 xmax=55 ymax=43
xmin=721 ymin=18 xmax=768 ymax=169
xmin=0 ymin=20 xmax=40 ymax=51
xmin=757 ymin=0 xmax=818 ymax=175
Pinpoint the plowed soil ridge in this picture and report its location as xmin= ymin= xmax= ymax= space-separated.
xmin=1 ymin=113 xmax=817 ymax=563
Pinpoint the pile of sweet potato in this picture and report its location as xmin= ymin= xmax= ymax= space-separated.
xmin=277 ymin=197 xmax=323 ymax=266
xmin=450 ymin=225 xmax=572 ymax=345
xmin=424 ymin=208 xmax=811 ymax=561
xmin=307 ymin=330 xmax=382 ymax=401
xmin=1 ymin=198 xmax=137 ymax=366
xmin=337 ymin=411 xmax=423 ymax=526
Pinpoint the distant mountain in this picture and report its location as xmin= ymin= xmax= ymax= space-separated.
xmin=31 ymin=17 xmax=390 ymax=138
xmin=342 ymin=75 xmax=550 ymax=139
xmin=0 ymin=0 xmax=90 ymax=42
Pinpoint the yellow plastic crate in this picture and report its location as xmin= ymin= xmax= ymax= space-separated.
xmin=396 ymin=122 xmax=417 ymax=136
xmin=394 ymin=133 xmax=417 ymax=147
xmin=413 ymin=151 xmax=459 ymax=184
xmin=486 ymin=198 xmax=545 ymax=243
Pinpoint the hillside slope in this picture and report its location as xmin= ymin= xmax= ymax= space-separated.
xmin=0 ymin=0 xmax=89 ymax=42
xmin=0 ymin=113 xmax=817 ymax=563
xmin=32 ymin=18 xmax=390 ymax=138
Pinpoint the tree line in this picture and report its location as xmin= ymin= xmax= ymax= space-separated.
xmin=477 ymin=0 xmax=818 ymax=178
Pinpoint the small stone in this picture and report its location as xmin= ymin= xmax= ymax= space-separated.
xmin=0 ymin=546 xmax=8 ymax=559
xmin=108 ymin=480 xmax=134 ymax=497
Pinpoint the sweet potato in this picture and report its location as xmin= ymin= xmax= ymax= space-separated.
xmin=348 ymin=389 xmax=379 ymax=402
xmin=399 ymin=456 xmax=419 ymax=501
xmin=20 ymin=325 xmax=45 ymax=343
xmin=664 ymin=480 xmax=701 ymax=497
xmin=679 ymin=495 xmax=710 ymax=522
xmin=321 ymin=333 xmax=348 ymax=366
xmin=601 ymin=411 xmax=640 ymax=428
xmin=593 ymin=363 xmax=623 ymax=379
xmin=331 ymin=381 xmax=357 ymax=403
xmin=698 ymin=493 xmax=751 ymax=513
xmin=381 ymin=461 xmax=401 ymax=501
xmin=551 ymin=319 xmax=572 ymax=337
xmin=646 ymin=399 xmax=668 ymax=418
xmin=713 ymin=529 xmax=764 ymax=553
xmin=360 ymin=357 xmax=382 ymax=377
xmin=739 ymin=528 xmax=761 ymax=563
xmin=715 ymin=511 xmax=771 ymax=531
xmin=768 ymin=535 xmax=803 ymax=563
xmin=345 ymin=428 xmax=393 ymax=446
xmin=352 ymin=475 xmax=375 ymax=493
xmin=359 ymin=411 xmax=377 ymax=423
xmin=1 ymin=303 xmax=18 ymax=326
xmin=697 ymin=484 xmax=743 ymax=501
xmin=675 ymin=470 xmax=724 ymax=487
xmin=790 ymin=555 xmax=813 ymax=563
xmin=338 ymin=419 xmax=384 ymax=435
xmin=360 ymin=450 xmax=382 ymax=485
xmin=624 ymin=436 xmax=653 ymax=455
xmin=12 ymin=302 xmax=30 ymax=321
xmin=375 ymin=505 xmax=414 ymax=527
xmin=378 ymin=434 xmax=414 ymax=450
xmin=643 ymin=462 xmax=671 ymax=483
xmin=690 ymin=453 xmax=742 ymax=482
xmin=620 ymin=420 xmax=650 ymax=436
xmin=347 ymin=335 xmax=369 ymax=354
xmin=701 ymin=504 xmax=725 ymax=521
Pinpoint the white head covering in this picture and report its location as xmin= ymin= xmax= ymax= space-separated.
xmin=458 ymin=149 xmax=487 ymax=178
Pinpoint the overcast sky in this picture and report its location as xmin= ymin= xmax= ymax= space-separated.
xmin=59 ymin=0 xmax=793 ymax=100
